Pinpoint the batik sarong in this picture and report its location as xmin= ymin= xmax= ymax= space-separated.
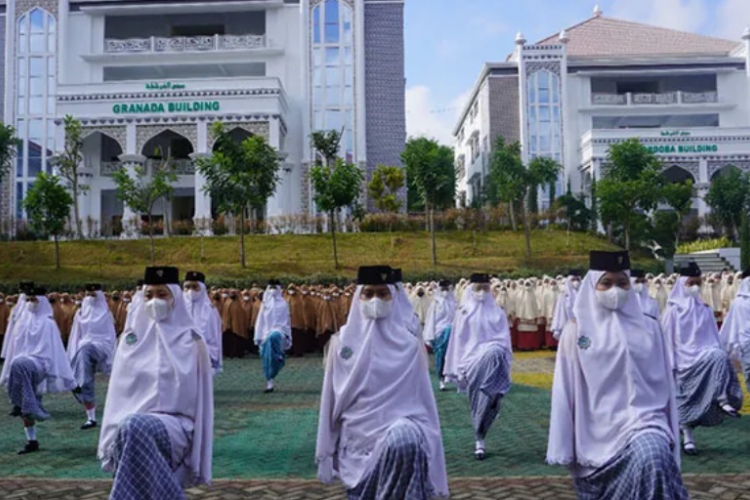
xmin=466 ymin=344 xmax=511 ymax=440
xmin=431 ymin=326 xmax=451 ymax=379
xmin=261 ymin=331 xmax=286 ymax=381
xmin=71 ymin=343 xmax=109 ymax=405
xmin=7 ymin=357 xmax=49 ymax=421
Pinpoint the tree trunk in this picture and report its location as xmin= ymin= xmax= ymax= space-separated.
xmin=330 ymin=210 xmax=339 ymax=269
xmin=148 ymin=214 xmax=156 ymax=265
xmin=624 ymin=219 xmax=631 ymax=251
xmin=509 ymin=202 xmax=518 ymax=232
xmin=522 ymin=205 xmax=532 ymax=260
xmin=240 ymin=209 xmax=247 ymax=269
xmin=73 ymin=182 xmax=82 ymax=239
xmin=54 ymin=233 xmax=60 ymax=270
xmin=429 ymin=205 xmax=437 ymax=266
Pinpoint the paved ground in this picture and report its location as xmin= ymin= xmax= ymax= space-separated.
xmin=0 ymin=352 xmax=749 ymax=498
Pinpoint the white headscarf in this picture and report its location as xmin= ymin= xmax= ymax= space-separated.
xmin=1 ymin=293 xmax=27 ymax=359
xmin=719 ymin=276 xmax=750 ymax=361
xmin=541 ymin=280 xmax=561 ymax=324
xmin=124 ymin=287 xmax=145 ymax=333
xmin=66 ymin=290 xmax=117 ymax=370
xmin=316 ymin=285 xmax=448 ymax=497
xmin=551 ymin=277 xmax=578 ymax=340
xmin=631 ymin=278 xmax=661 ymax=320
xmin=0 ymin=295 xmax=76 ymax=394
xmin=515 ymin=280 xmax=540 ymax=321
xmin=661 ymin=276 xmax=721 ymax=371
xmin=547 ymin=270 xmax=679 ymax=474
xmin=99 ymin=284 xmax=213 ymax=488
xmin=184 ymin=282 xmax=223 ymax=374
xmin=423 ymin=286 xmax=457 ymax=344
xmin=254 ymin=285 xmax=291 ymax=349
xmin=393 ymin=281 xmax=422 ymax=337
xmin=443 ymin=285 xmax=512 ymax=387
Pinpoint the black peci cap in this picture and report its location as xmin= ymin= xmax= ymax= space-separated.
xmin=679 ymin=262 xmax=701 ymax=278
xmin=589 ymin=251 xmax=631 ymax=272
xmin=630 ymin=269 xmax=645 ymax=279
xmin=144 ymin=267 xmax=180 ymax=285
xmin=743 ymin=268 xmax=750 ymax=279
xmin=268 ymin=279 xmax=282 ymax=287
xmin=568 ymin=269 xmax=583 ymax=277
xmin=185 ymin=271 xmax=206 ymax=283
xmin=391 ymin=268 xmax=404 ymax=283
xmin=439 ymin=279 xmax=452 ymax=288
xmin=85 ymin=283 xmax=102 ymax=292
xmin=357 ymin=266 xmax=394 ymax=286
xmin=470 ymin=273 xmax=491 ymax=284
xmin=136 ymin=280 xmax=145 ymax=287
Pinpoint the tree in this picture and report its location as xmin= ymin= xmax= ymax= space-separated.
xmin=0 ymin=124 xmax=19 ymax=188
xmin=56 ymin=116 xmax=88 ymax=239
xmin=661 ymin=180 xmax=693 ymax=248
xmin=401 ymin=137 xmax=456 ymax=265
xmin=557 ymin=191 xmax=591 ymax=232
xmin=597 ymin=139 xmax=664 ymax=250
xmin=590 ymin=173 xmax=598 ymax=232
xmin=310 ymin=130 xmax=363 ymax=269
xmin=198 ymin=123 xmax=281 ymax=269
xmin=488 ymin=137 xmax=524 ymax=231
xmin=521 ymin=157 xmax=562 ymax=256
xmin=113 ymin=155 xmax=177 ymax=265
xmin=22 ymin=173 xmax=72 ymax=270
xmin=367 ymin=165 xmax=405 ymax=214
xmin=705 ymin=168 xmax=750 ymax=239
xmin=650 ymin=210 xmax=680 ymax=273
xmin=741 ymin=211 xmax=750 ymax=271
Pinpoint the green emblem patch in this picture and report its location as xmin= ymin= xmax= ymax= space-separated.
xmin=125 ymin=333 xmax=138 ymax=346
xmin=340 ymin=346 xmax=353 ymax=360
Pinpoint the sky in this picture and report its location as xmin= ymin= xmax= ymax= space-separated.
xmin=404 ymin=0 xmax=750 ymax=145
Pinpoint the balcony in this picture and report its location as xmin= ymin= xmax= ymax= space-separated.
xmin=104 ymin=34 xmax=268 ymax=54
xmin=591 ymin=91 xmax=719 ymax=107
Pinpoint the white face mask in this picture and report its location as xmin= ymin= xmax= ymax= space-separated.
xmin=571 ymin=281 xmax=580 ymax=290
xmin=0 ymin=299 xmax=4 ymax=304
xmin=473 ymin=290 xmax=487 ymax=302
xmin=243 ymin=296 xmax=251 ymax=301
xmin=26 ymin=301 xmax=39 ymax=313
xmin=221 ymin=293 xmax=229 ymax=299
xmin=440 ymin=290 xmax=449 ymax=298
xmin=184 ymin=290 xmax=201 ymax=303
xmin=124 ymin=298 xmax=131 ymax=303
xmin=84 ymin=296 xmax=97 ymax=308
xmin=634 ymin=283 xmax=644 ymax=294
xmin=145 ymin=298 xmax=172 ymax=322
xmin=360 ymin=298 xmax=393 ymax=320
xmin=686 ymin=285 xmax=701 ymax=297
xmin=75 ymin=300 xmax=82 ymax=306
xmin=596 ymin=287 xmax=630 ymax=311
xmin=289 ymin=291 xmax=296 ymax=295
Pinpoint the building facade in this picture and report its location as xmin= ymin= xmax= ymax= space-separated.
xmin=0 ymin=0 xmax=406 ymax=236
xmin=454 ymin=6 xmax=750 ymax=221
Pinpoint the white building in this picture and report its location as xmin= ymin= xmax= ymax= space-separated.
xmin=454 ymin=6 xmax=750 ymax=222
xmin=0 ymin=0 xmax=406 ymax=236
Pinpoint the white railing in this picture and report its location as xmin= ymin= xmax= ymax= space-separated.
xmin=591 ymin=91 xmax=719 ymax=106
xmin=100 ymin=161 xmax=123 ymax=177
xmin=104 ymin=34 xmax=267 ymax=54
xmin=147 ymin=158 xmax=195 ymax=175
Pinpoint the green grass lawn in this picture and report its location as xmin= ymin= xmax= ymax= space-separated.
xmin=0 ymin=230 xmax=646 ymax=287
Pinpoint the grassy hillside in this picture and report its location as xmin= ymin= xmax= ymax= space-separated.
xmin=0 ymin=230 xmax=651 ymax=288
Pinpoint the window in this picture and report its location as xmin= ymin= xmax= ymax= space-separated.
xmin=528 ymin=70 xmax=562 ymax=208
xmin=16 ymin=8 xmax=57 ymax=218
xmin=311 ymin=0 xmax=355 ymax=162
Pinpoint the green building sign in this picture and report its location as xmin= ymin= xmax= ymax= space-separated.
xmin=646 ymin=144 xmax=719 ymax=154
xmin=113 ymin=101 xmax=220 ymax=114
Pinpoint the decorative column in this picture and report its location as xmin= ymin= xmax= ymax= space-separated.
xmin=743 ymin=27 xmax=750 ymax=126
xmin=266 ymin=117 xmax=284 ymax=218
xmin=117 ymin=154 xmax=146 ymax=239
xmin=190 ymin=152 xmax=213 ymax=235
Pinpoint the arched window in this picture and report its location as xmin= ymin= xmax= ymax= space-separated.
xmin=311 ymin=0 xmax=355 ymax=162
xmin=527 ymin=70 xmax=562 ymax=208
xmin=16 ymin=8 xmax=56 ymax=218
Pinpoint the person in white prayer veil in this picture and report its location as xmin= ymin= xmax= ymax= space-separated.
xmin=1 ymin=282 xmax=34 ymax=361
xmin=651 ymin=277 xmax=669 ymax=314
xmin=392 ymin=269 xmax=422 ymax=338
xmin=316 ymin=266 xmax=449 ymax=500
xmin=410 ymin=284 xmax=432 ymax=327
xmin=541 ymin=278 xmax=561 ymax=348
xmin=550 ymin=270 xmax=581 ymax=341
xmin=254 ymin=279 xmax=292 ymax=393
xmin=630 ymin=270 xmax=660 ymax=320
xmin=661 ymin=262 xmax=743 ymax=456
xmin=123 ymin=279 xmax=145 ymax=334
xmin=183 ymin=272 xmax=223 ymax=375
xmin=444 ymin=273 xmax=512 ymax=461
xmin=99 ymin=267 xmax=213 ymax=500
xmin=67 ymin=283 xmax=116 ymax=430
xmin=1 ymin=286 xmax=75 ymax=455
xmin=720 ymin=268 xmax=750 ymax=393
xmin=547 ymin=251 xmax=688 ymax=500
xmin=423 ymin=280 xmax=457 ymax=391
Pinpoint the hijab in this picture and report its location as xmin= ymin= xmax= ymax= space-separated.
xmin=67 ymin=290 xmax=117 ymax=370
xmin=631 ymin=278 xmax=661 ymax=320
xmin=316 ymin=285 xmax=448 ymax=496
xmin=719 ymin=276 xmax=750 ymax=361
xmin=423 ymin=286 xmax=457 ymax=344
xmin=661 ymin=277 xmax=721 ymax=371
xmin=1 ymin=293 xmax=26 ymax=359
xmin=254 ymin=285 xmax=291 ymax=347
xmin=551 ymin=277 xmax=578 ymax=340
xmin=184 ymin=282 xmax=223 ymax=374
xmin=547 ymin=270 xmax=678 ymax=474
xmin=0 ymin=295 xmax=76 ymax=394
xmin=99 ymin=284 xmax=213 ymax=487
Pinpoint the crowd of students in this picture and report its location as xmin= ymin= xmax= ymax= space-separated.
xmin=1 ymin=255 xmax=749 ymax=500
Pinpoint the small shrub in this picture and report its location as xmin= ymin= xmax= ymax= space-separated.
xmin=677 ymin=237 xmax=732 ymax=255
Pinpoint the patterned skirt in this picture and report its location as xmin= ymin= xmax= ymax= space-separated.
xmin=110 ymin=414 xmax=185 ymax=500
xmin=347 ymin=419 xmax=430 ymax=500
xmin=71 ymin=343 xmax=109 ymax=405
xmin=7 ymin=357 xmax=49 ymax=422
xmin=466 ymin=344 xmax=511 ymax=441
xmin=430 ymin=326 xmax=452 ymax=379
xmin=676 ymin=348 xmax=744 ymax=428
xmin=574 ymin=431 xmax=689 ymax=500
xmin=261 ymin=331 xmax=286 ymax=381
xmin=740 ymin=348 xmax=750 ymax=393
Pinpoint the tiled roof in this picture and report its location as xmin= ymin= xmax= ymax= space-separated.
xmin=537 ymin=15 xmax=740 ymax=58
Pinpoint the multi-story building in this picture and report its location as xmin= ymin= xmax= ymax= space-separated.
xmin=0 ymin=0 xmax=406 ymax=236
xmin=454 ymin=5 xmax=750 ymax=221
